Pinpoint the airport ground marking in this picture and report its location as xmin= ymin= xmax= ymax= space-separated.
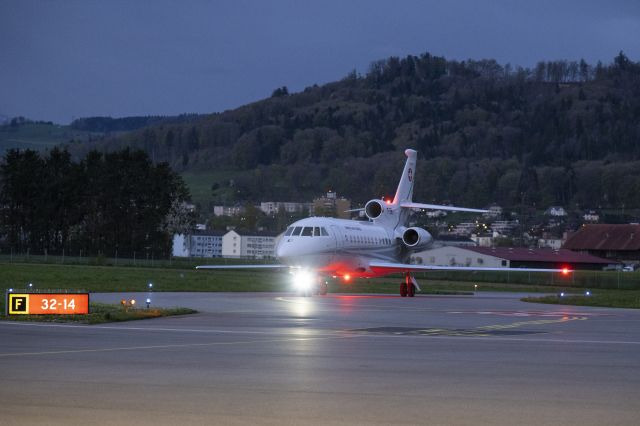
xmin=357 ymin=333 xmax=640 ymax=346
xmin=355 ymin=316 xmax=588 ymax=338
xmin=0 ymin=333 xmax=364 ymax=358
xmin=0 ymin=320 xmax=344 ymax=339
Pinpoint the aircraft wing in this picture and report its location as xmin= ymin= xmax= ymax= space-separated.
xmin=400 ymin=202 xmax=488 ymax=213
xmin=369 ymin=262 xmax=569 ymax=274
xmin=195 ymin=264 xmax=290 ymax=270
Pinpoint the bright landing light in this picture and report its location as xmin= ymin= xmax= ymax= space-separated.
xmin=292 ymin=270 xmax=315 ymax=292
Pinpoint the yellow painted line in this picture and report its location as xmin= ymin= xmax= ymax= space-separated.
xmin=475 ymin=316 xmax=587 ymax=331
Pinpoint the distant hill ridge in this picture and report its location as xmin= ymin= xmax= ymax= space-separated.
xmin=64 ymin=51 xmax=640 ymax=209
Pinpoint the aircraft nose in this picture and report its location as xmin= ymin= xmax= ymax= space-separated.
xmin=276 ymin=239 xmax=290 ymax=259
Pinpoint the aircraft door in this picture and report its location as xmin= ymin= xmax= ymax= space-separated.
xmin=330 ymin=225 xmax=343 ymax=253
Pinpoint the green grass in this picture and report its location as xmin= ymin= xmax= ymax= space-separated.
xmin=0 ymin=122 xmax=100 ymax=152
xmin=1 ymin=302 xmax=197 ymax=324
xmin=4 ymin=261 xmax=640 ymax=313
xmin=522 ymin=290 xmax=640 ymax=309
xmin=180 ymin=169 xmax=241 ymax=206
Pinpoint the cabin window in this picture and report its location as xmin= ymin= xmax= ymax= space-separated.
xmin=284 ymin=227 xmax=294 ymax=236
xmin=301 ymin=227 xmax=313 ymax=236
xmin=292 ymin=227 xmax=302 ymax=236
xmin=501 ymin=260 xmax=507 ymax=266
xmin=320 ymin=227 xmax=329 ymax=236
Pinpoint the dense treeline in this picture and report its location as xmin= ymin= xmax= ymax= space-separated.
xmin=70 ymin=52 xmax=640 ymax=208
xmin=0 ymin=148 xmax=192 ymax=256
xmin=70 ymin=114 xmax=202 ymax=133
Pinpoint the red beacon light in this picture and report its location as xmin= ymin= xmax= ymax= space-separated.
xmin=561 ymin=267 xmax=571 ymax=275
xmin=343 ymin=274 xmax=351 ymax=282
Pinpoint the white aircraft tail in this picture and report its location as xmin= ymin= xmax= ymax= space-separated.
xmin=392 ymin=149 xmax=417 ymax=205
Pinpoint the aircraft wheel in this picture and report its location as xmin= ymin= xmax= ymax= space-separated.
xmin=400 ymin=282 xmax=408 ymax=297
xmin=408 ymin=283 xmax=415 ymax=297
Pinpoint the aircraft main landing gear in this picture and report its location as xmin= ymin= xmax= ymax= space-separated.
xmin=400 ymin=282 xmax=408 ymax=297
xmin=399 ymin=274 xmax=416 ymax=297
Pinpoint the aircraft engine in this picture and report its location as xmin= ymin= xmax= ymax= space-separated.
xmin=402 ymin=227 xmax=432 ymax=249
xmin=364 ymin=199 xmax=385 ymax=220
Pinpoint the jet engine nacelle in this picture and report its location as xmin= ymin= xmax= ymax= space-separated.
xmin=402 ymin=227 xmax=432 ymax=249
xmin=364 ymin=199 xmax=386 ymax=220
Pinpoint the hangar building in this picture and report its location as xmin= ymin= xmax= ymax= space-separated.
xmin=411 ymin=246 xmax=613 ymax=270
xmin=563 ymin=224 xmax=640 ymax=262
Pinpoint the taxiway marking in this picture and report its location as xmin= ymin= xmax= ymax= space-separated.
xmin=0 ymin=334 xmax=360 ymax=358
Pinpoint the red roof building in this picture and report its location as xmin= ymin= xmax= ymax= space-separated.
xmin=563 ymin=224 xmax=640 ymax=261
xmin=465 ymin=247 xmax=612 ymax=270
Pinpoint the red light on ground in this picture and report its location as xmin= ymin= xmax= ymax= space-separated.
xmin=343 ymin=274 xmax=351 ymax=282
xmin=562 ymin=267 xmax=570 ymax=275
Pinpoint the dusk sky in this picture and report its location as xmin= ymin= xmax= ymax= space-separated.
xmin=2 ymin=0 xmax=639 ymax=124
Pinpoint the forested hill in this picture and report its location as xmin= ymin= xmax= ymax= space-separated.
xmin=68 ymin=51 xmax=640 ymax=208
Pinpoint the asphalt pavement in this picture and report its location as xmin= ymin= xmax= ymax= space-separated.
xmin=1 ymin=291 xmax=639 ymax=425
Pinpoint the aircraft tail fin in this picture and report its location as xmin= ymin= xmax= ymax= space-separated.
xmin=392 ymin=149 xmax=417 ymax=205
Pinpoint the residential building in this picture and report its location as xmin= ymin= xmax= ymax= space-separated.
xmin=434 ymin=234 xmax=477 ymax=247
xmin=490 ymin=220 xmax=519 ymax=234
xmin=426 ymin=210 xmax=447 ymax=218
xmin=470 ymin=233 xmax=494 ymax=247
xmin=213 ymin=205 xmax=245 ymax=217
xmin=583 ymin=210 xmax=600 ymax=223
xmin=482 ymin=205 xmax=503 ymax=218
xmin=172 ymin=231 xmax=225 ymax=258
xmin=222 ymin=230 xmax=280 ymax=259
xmin=313 ymin=191 xmax=351 ymax=219
xmin=545 ymin=206 xmax=568 ymax=217
xmin=260 ymin=201 xmax=311 ymax=216
xmin=452 ymin=222 xmax=478 ymax=236
xmin=538 ymin=237 xmax=563 ymax=250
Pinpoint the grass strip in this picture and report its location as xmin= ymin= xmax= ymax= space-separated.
xmin=522 ymin=290 xmax=640 ymax=309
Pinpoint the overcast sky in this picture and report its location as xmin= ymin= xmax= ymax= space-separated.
xmin=2 ymin=0 xmax=639 ymax=124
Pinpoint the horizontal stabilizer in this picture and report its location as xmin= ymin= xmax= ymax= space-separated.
xmin=400 ymin=202 xmax=488 ymax=213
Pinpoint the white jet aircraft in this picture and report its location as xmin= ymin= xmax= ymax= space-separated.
xmin=197 ymin=149 xmax=569 ymax=296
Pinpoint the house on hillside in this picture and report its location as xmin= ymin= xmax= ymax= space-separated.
xmin=583 ymin=210 xmax=600 ymax=223
xmin=411 ymin=246 xmax=612 ymax=270
xmin=563 ymin=224 xmax=640 ymax=261
xmin=545 ymin=206 xmax=567 ymax=217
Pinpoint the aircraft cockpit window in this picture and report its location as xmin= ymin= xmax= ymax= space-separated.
xmin=301 ymin=227 xmax=313 ymax=236
xmin=284 ymin=227 xmax=294 ymax=236
xmin=292 ymin=227 xmax=303 ymax=236
xmin=313 ymin=227 xmax=321 ymax=236
xmin=320 ymin=227 xmax=329 ymax=236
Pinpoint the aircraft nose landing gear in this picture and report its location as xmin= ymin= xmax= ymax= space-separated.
xmin=400 ymin=273 xmax=416 ymax=297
